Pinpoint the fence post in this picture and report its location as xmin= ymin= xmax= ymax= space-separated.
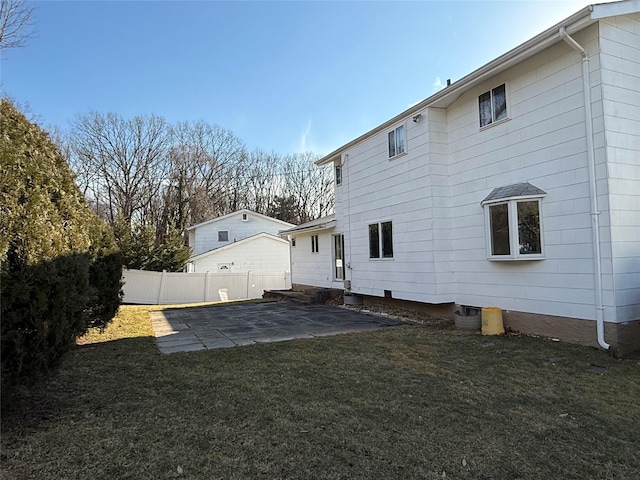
xmin=157 ymin=270 xmax=167 ymax=305
xmin=246 ymin=270 xmax=251 ymax=299
xmin=204 ymin=271 xmax=210 ymax=302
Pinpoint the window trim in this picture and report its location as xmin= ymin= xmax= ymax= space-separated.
xmin=482 ymin=195 xmax=545 ymax=261
xmin=387 ymin=124 xmax=406 ymax=159
xmin=479 ymin=83 xmax=509 ymax=129
xmin=368 ymin=221 xmax=394 ymax=260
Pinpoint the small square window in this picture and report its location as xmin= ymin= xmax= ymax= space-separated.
xmin=218 ymin=231 xmax=229 ymax=242
xmin=479 ymin=83 xmax=507 ymax=127
xmin=388 ymin=125 xmax=405 ymax=158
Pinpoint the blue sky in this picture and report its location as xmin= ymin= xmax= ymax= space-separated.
xmin=2 ymin=0 xmax=601 ymax=155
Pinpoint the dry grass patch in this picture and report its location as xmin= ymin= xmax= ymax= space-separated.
xmin=2 ymin=304 xmax=639 ymax=479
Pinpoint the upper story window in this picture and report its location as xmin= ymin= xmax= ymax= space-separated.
xmin=335 ymin=165 xmax=342 ymax=186
xmin=479 ymin=83 xmax=507 ymax=127
xmin=218 ymin=230 xmax=229 ymax=242
xmin=311 ymin=235 xmax=319 ymax=253
xmin=242 ymin=213 xmax=248 ymax=221
xmin=481 ymin=182 xmax=546 ymax=260
xmin=291 ymin=237 xmax=296 ymax=247
xmin=388 ymin=125 xmax=405 ymax=158
xmin=369 ymin=221 xmax=393 ymax=259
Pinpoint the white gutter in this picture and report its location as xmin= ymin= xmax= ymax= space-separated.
xmin=559 ymin=26 xmax=609 ymax=351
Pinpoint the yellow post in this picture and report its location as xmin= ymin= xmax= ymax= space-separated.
xmin=481 ymin=307 xmax=504 ymax=335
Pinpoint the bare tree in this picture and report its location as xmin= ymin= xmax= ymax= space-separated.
xmin=164 ymin=120 xmax=246 ymax=230
xmin=0 ymin=0 xmax=34 ymax=50
xmin=70 ymin=111 xmax=170 ymax=226
xmin=281 ymin=152 xmax=334 ymax=223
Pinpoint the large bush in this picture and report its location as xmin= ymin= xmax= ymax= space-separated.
xmin=0 ymin=99 xmax=122 ymax=395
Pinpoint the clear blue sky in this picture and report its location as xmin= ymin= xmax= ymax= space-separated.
xmin=2 ymin=0 xmax=600 ymax=155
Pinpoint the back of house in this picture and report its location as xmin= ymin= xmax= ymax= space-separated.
xmin=307 ymin=1 xmax=639 ymax=354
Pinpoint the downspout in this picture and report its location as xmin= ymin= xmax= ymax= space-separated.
xmin=559 ymin=27 xmax=610 ymax=350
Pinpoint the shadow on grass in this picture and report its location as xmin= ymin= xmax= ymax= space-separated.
xmin=2 ymin=311 xmax=640 ymax=479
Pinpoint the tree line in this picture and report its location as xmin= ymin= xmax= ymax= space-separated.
xmin=60 ymin=112 xmax=334 ymax=235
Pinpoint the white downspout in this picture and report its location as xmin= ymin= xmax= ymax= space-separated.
xmin=559 ymin=27 xmax=609 ymax=350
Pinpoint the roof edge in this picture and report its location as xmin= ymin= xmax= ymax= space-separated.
xmin=316 ymin=4 xmax=596 ymax=166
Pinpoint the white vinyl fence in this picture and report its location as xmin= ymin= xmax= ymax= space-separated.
xmin=122 ymin=269 xmax=291 ymax=305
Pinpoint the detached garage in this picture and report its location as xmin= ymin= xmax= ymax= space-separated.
xmin=187 ymin=232 xmax=290 ymax=275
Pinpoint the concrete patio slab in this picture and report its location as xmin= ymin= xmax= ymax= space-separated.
xmin=149 ymin=301 xmax=402 ymax=354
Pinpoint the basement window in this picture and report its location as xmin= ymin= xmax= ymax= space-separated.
xmin=481 ymin=183 xmax=546 ymax=260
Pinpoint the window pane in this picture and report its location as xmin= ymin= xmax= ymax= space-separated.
xmin=388 ymin=131 xmax=396 ymax=157
xmin=518 ymin=201 xmax=541 ymax=254
xmin=335 ymin=165 xmax=342 ymax=185
xmin=334 ymin=235 xmax=344 ymax=279
xmin=489 ymin=204 xmax=510 ymax=255
xmin=369 ymin=224 xmax=380 ymax=258
xmin=382 ymin=221 xmax=393 ymax=258
xmin=493 ymin=84 xmax=507 ymax=121
xmin=479 ymin=91 xmax=492 ymax=127
xmin=396 ymin=125 xmax=405 ymax=154
xmin=218 ymin=231 xmax=228 ymax=242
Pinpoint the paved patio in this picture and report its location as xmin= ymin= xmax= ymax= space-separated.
xmin=149 ymin=301 xmax=402 ymax=354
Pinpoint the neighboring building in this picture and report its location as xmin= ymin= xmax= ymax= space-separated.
xmin=280 ymin=215 xmax=345 ymax=289
xmin=186 ymin=210 xmax=295 ymax=274
xmin=301 ymin=1 xmax=640 ymax=354
xmin=188 ymin=233 xmax=291 ymax=275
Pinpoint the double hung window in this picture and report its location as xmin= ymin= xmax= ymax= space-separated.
xmin=479 ymin=83 xmax=507 ymax=127
xmin=388 ymin=125 xmax=405 ymax=158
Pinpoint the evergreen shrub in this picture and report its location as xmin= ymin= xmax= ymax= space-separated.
xmin=0 ymin=99 xmax=122 ymax=397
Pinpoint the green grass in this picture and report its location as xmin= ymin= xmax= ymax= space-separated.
xmin=2 ymin=305 xmax=639 ymax=479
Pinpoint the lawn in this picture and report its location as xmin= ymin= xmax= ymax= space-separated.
xmin=2 ymin=304 xmax=639 ymax=479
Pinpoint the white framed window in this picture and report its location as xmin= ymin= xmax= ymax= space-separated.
xmin=242 ymin=213 xmax=248 ymax=221
xmin=369 ymin=221 xmax=393 ymax=259
xmin=335 ymin=165 xmax=342 ymax=186
xmin=311 ymin=234 xmax=319 ymax=253
xmin=218 ymin=230 xmax=229 ymax=242
xmin=481 ymin=183 xmax=546 ymax=260
xmin=291 ymin=237 xmax=296 ymax=247
xmin=479 ymin=83 xmax=507 ymax=128
xmin=388 ymin=124 xmax=405 ymax=158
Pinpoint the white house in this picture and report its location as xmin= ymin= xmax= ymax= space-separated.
xmin=302 ymin=1 xmax=640 ymax=354
xmin=186 ymin=210 xmax=295 ymax=274
xmin=280 ymin=214 xmax=345 ymax=289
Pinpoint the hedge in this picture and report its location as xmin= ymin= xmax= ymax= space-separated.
xmin=0 ymin=99 xmax=122 ymax=397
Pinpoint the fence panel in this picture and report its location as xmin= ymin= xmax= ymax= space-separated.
xmin=122 ymin=269 xmax=291 ymax=305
